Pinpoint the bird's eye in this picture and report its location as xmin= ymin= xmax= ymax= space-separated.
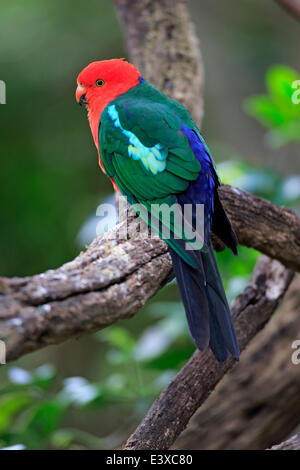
xmin=96 ymin=79 xmax=105 ymax=87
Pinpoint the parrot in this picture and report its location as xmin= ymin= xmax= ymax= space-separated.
xmin=76 ymin=58 xmax=239 ymax=362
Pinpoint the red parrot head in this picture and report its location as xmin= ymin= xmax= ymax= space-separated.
xmin=76 ymin=58 xmax=141 ymax=148
xmin=76 ymin=58 xmax=140 ymax=112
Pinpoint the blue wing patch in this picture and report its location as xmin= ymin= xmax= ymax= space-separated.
xmin=179 ymin=124 xmax=218 ymax=241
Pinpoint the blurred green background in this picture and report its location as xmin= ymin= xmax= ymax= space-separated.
xmin=0 ymin=0 xmax=300 ymax=449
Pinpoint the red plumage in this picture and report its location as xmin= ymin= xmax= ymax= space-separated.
xmin=76 ymin=58 xmax=141 ymax=190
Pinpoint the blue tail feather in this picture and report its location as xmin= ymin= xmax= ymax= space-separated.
xmin=169 ymin=243 xmax=240 ymax=362
xmin=165 ymin=124 xmax=240 ymax=361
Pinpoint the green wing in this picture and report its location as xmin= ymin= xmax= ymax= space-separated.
xmin=99 ymin=98 xmax=202 ymax=266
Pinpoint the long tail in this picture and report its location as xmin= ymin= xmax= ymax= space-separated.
xmin=169 ymin=243 xmax=240 ymax=362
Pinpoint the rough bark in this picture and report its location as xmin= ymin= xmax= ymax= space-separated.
xmin=0 ymin=225 xmax=170 ymax=362
xmin=218 ymin=185 xmax=300 ymax=272
xmin=114 ymin=0 xmax=204 ymax=125
xmin=175 ymin=275 xmax=300 ymax=450
xmin=123 ymin=256 xmax=293 ymax=450
xmin=270 ymin=433 xmax=300 ymax=450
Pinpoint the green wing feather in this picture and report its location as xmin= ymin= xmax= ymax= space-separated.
xmin=99 ymin=89 xmax=202 ymax=267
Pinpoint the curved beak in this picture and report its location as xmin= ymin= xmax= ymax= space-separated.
xmin=76 ymin=84 xmax=88 ymax=106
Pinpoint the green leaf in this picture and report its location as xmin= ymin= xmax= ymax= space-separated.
xmin=50 ymin=429 xmax=73 ymax=449
xmin=0 ymin=392 xmax=32 ymax=433
xmin=244 ymin=65 xmax=300 ymax=146
xmin=104 ymin=327 xmax=136 ymax=354
xmin=16 ymin=400 xmax=67 ymax=440
xmin=266 ymin=65 xmax=300 ymax=103
xmin=244 ymin=95 xmax=285 ymax=128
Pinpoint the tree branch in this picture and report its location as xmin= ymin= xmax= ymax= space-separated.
xmin=275 ymin=0 xmax=300 ymax=20
xmin=114 ymin=0 xmax=204 ymax=125
xmin=122 ymin=256 xmax=293 ymax=450
xmin=0 ymin=188 xmax=299 ymax=362
xmin=175 ymin=275 xmax=300 ymax=450
xmin=218 ymin=185 xmax=300 ymax=272
xmin=0 ymin=228 xmax=171 ymax=362
xmin=270 ymin=433 xmax=300 ymax=450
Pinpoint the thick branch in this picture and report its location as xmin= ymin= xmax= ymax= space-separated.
xmin=175 ymin=275 xmax=300 ymax=450
xmin=0 ymin=228 xmax=170 ymax=362
xmin=0 ymin=187 xmax=299 ymax=362
xmin=123 ymin=256 xmax=293 ymax=450
xmin=114 ymin=0 xmax=204 ymax=125
xmin=219 ymin=185 xmax=300 ymax=272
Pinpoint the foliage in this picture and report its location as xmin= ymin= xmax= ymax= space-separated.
xmin=244 ymin=65 xmax=300 ymax=148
